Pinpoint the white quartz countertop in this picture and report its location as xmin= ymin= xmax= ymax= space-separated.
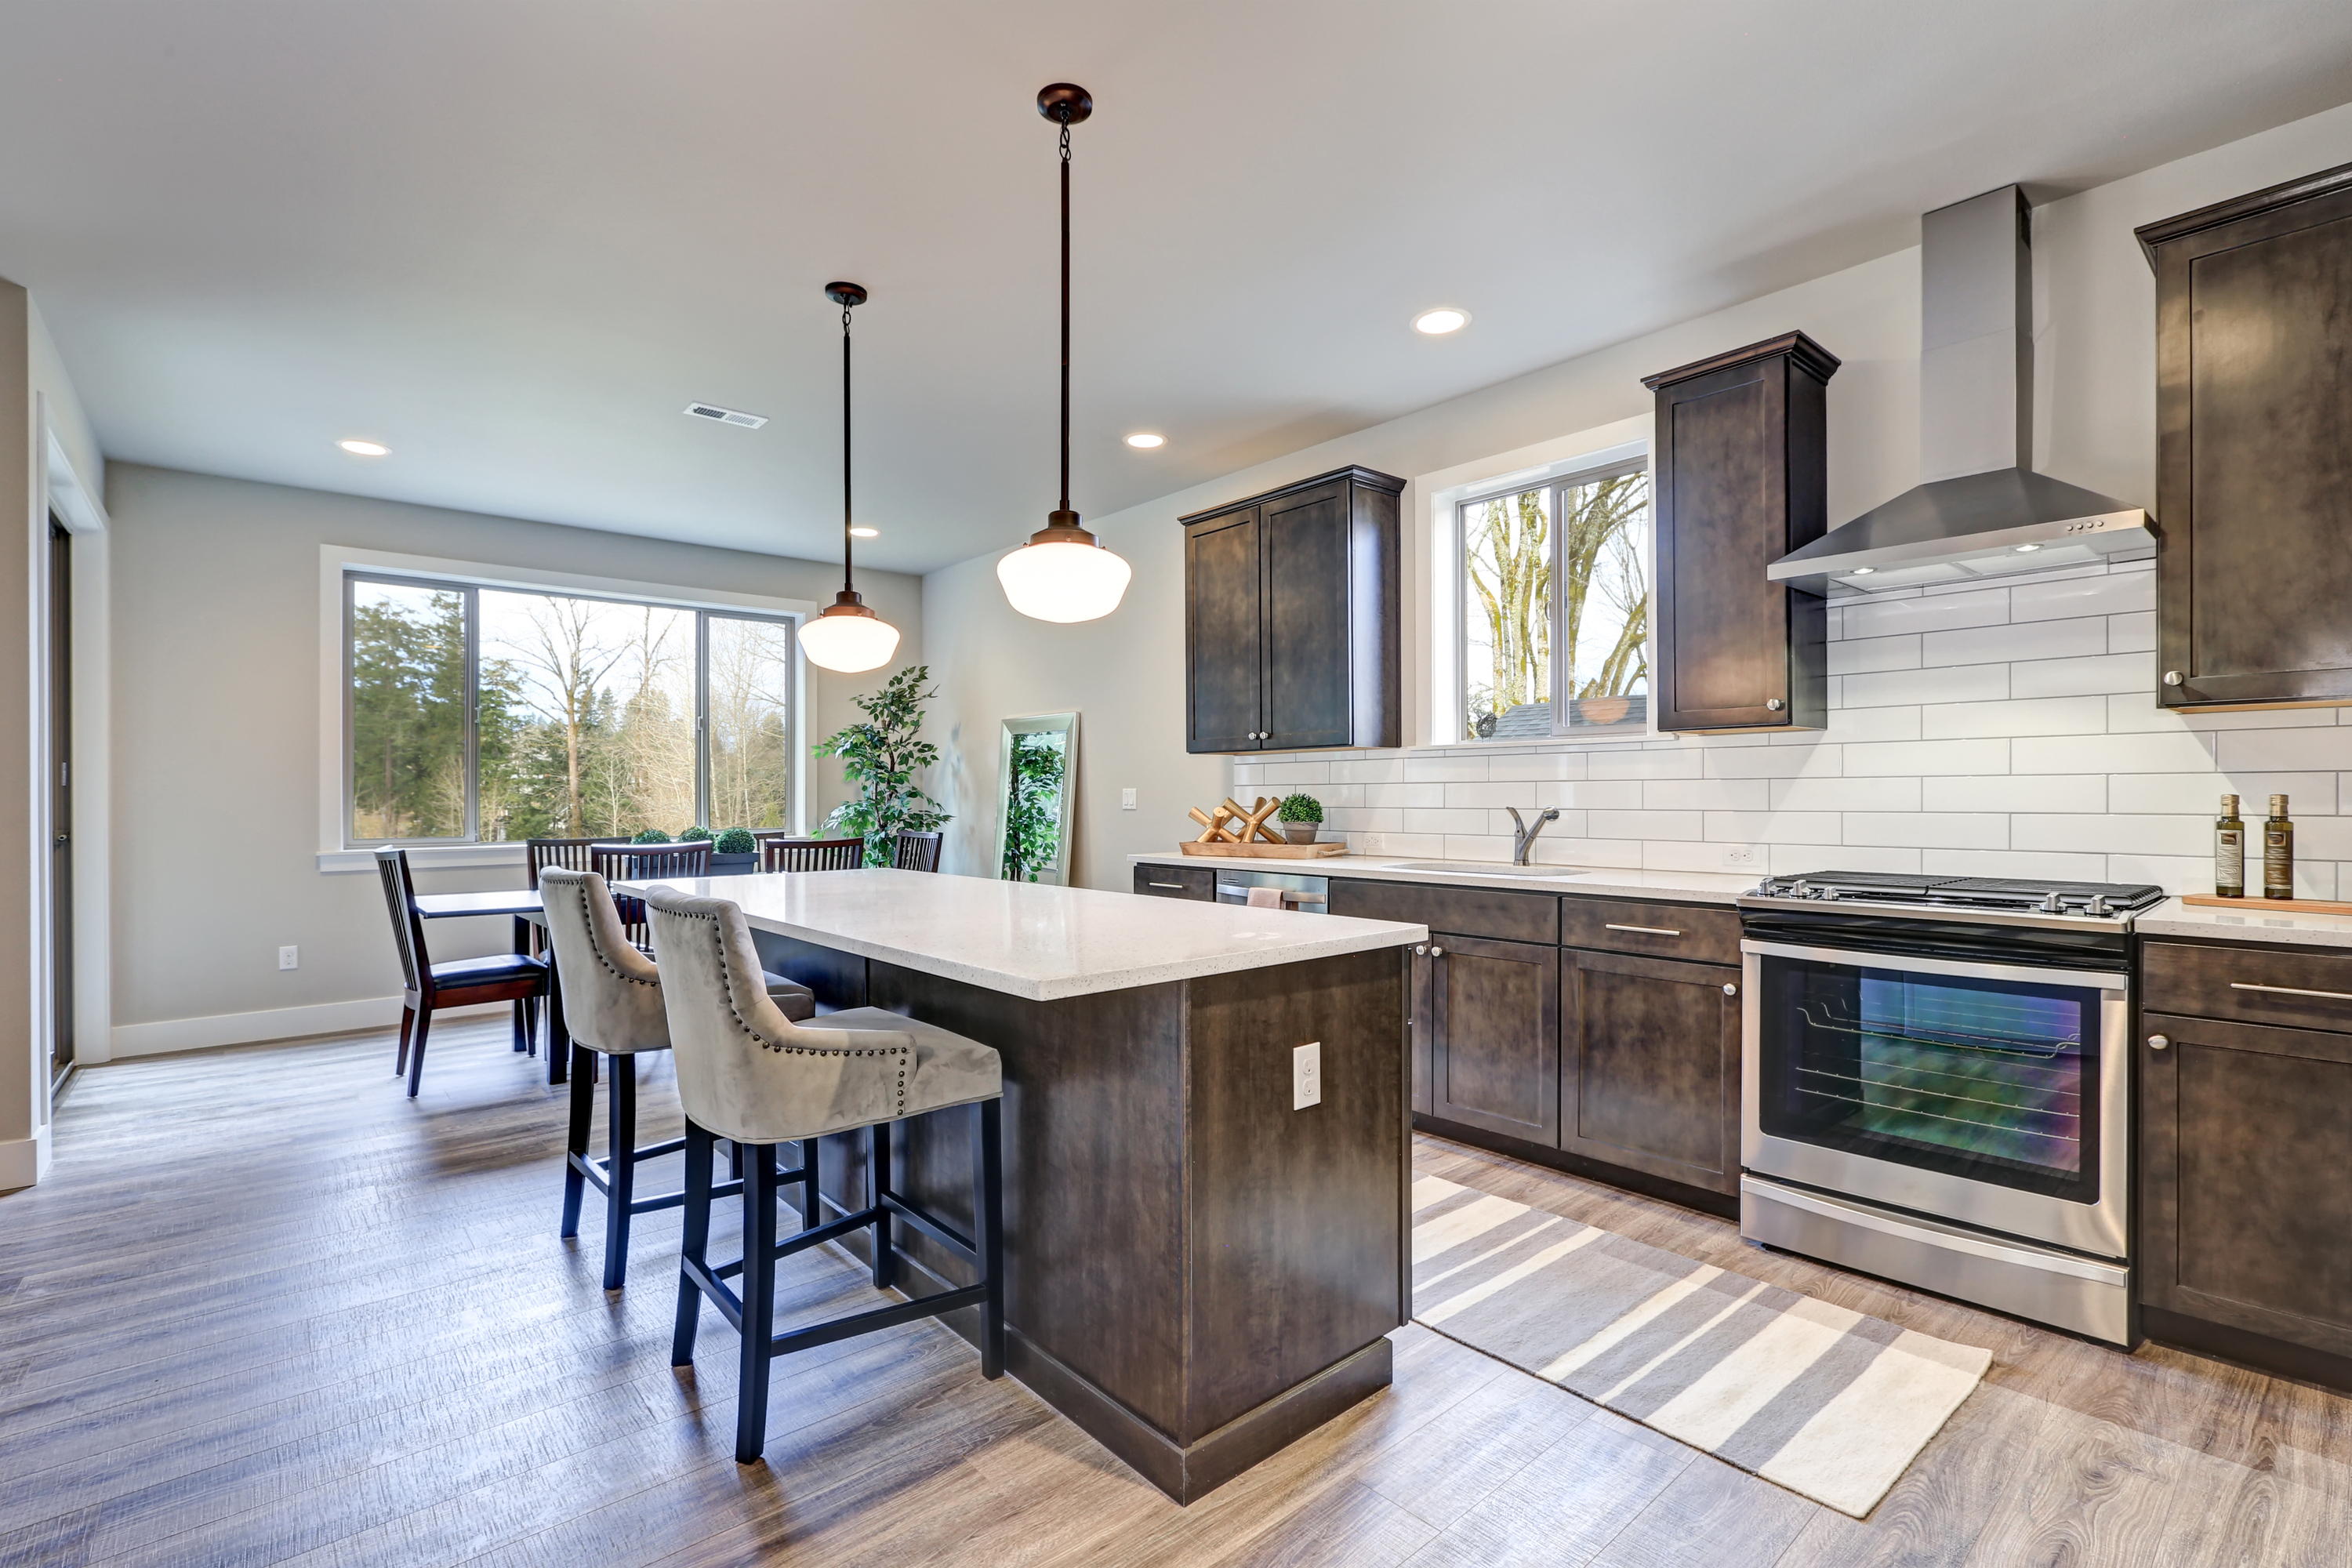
xmin=1128 ymin=851 xmax=1756 ymax=906
xmin=620 ymin=868 xmax=1427 ymax=1002
xmin=2136 ymin=897 xmax=2352 ymax=950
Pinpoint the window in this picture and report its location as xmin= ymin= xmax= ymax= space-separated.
xmin=1461 ymin=460 xmax=1650 ymax=740
xmin=345 ymin=572 xmax=796 ymax=844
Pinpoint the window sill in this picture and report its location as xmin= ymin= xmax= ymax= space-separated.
xmin=318 ymin=843 xmax=530 ymax=876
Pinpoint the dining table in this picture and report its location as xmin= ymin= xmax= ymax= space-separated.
xmin=410 ymin=887 xmax=571 ymax=1082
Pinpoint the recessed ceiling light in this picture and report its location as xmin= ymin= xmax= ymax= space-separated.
xmin=1124 ymin=432 xmax=1164 ymax=449
xmin=338 ymin=439 xmax=389 ymax=457
xmin=1414 ymin=307 xmax=1470 ymax=335
xmin=848 ymin=525 xmax=880 ymax=539
xmin=2014 ymin=543 xmax=2042 ymax=553
xmin=1849 ymin=566 xmax=1875 ymax=575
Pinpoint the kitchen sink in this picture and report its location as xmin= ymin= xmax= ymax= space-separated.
xmin=1384 ymin=860 xmax=1587 ymax=879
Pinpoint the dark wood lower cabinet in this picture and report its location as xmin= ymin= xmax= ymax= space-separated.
xmin=2140 ymin=1009 xmax=2352 ymax=1363
xmin=1426 ymin=934 xmax=1560 ymax=1145
xmin=1560 ymin=949 xmax=1740 ymax=1196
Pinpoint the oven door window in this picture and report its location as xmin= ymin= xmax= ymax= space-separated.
xmin=1756 ymin=952 xmax=2103 ymax=1204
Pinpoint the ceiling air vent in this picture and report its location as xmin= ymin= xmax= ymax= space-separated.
xmin=684 ymin=401 xmax=767 ymax=430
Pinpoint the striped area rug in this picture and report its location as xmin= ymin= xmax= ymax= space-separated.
xmin=1412 ymin=1173 xmax=1992 ymax=1518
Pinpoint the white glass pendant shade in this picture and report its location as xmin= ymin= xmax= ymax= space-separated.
xmin=798 ymin=601 xmax=900 ymax=673
xmin=997 ymin=535 xmax=1132 ymax=622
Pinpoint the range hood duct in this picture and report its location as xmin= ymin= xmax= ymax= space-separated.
xmin=1769 ymin=186 xmax=2151 ymax=593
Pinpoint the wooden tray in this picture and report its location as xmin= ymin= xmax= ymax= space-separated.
xmin=2182 ymin=893 xmax=2352 ymax=916
xmin=1178 ymin=840 xmax=1348 ymax=859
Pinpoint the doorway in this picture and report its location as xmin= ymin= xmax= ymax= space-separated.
xmin=49 ymin=517 xmax=73 ymax=1084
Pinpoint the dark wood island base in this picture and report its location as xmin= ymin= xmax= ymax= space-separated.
xmin=751 ymin=933 xmax=1410 ymax=1503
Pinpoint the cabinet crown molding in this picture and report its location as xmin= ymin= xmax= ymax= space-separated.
xmin=1178 ymin=465 xmax=1404 ymax=525
xmin=1641 ymin=330 xmax=1842 ymax=392
xmin=2135 ymin=158 xmax=2352 ymax=269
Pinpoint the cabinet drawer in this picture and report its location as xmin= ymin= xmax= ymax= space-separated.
xmin=1330 ymin=879 xmax=1558 ymax=944
xmin=2142 ymin=940 xmax=2352 ymax=1032
xmin=1133 ymin=864 xmax=1213 ymax=901
xmin=1559 ymin=897 xmax=1740 ymax=967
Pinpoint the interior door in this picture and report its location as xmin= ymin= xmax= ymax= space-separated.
xmin=1561 ymin=949 xmax=1739 ymax=1194
xmin=49 ymin=519 xmax=73 ymax=1081
xmin=1259 ymin=479 xmax=1352 ymax=749
xmin=1185 ymin=507 xmax=1264 ymax=752
xmin=1429 ymin=934 xmax=1560 ymax=1145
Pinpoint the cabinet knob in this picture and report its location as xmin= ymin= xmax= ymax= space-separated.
xmin=2163 ymin=671 xmax=2183 ymax=687
xmin=2147 ymin=1033 xmax=2170 ymax=1051
xmin=1413 ymin=944 xmax=1427 ymax=956
xmin=1722 ymin=982 xmax=1738 ymax=997
xmin=1429 ymin=946 xmax=1444 ymax=958
xmin=1765 ymin=698 xmax=1784 ymax=712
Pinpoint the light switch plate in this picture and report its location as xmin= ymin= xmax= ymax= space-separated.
xmin=278 ymin=946 xmax=299 ymax=971
xmin=1293 ymin=1042 xmax=1322 ymax=1109
xmin=1120 ymin=788 xmax=1138 ymax=811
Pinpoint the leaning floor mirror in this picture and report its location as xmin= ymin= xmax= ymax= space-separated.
xmin=996 ymin=712 xmax=1078 ymax=885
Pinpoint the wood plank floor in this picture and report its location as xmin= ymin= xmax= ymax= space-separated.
xmin=5 ymin=1022 xmax=2350 ymax=1566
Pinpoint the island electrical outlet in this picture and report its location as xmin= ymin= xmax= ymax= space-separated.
xmin=1293 ymin=1042 xmax=1322 ymax=1109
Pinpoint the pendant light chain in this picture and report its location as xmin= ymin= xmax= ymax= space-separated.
xmin=841 ymin=299 xmax=855 ymax=597
xmin=1058 ymin=111 xmax=1073 ymax=517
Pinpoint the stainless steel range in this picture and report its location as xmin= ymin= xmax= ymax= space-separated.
xmin=1737 ymin=872 xmax=2165 ymax=1345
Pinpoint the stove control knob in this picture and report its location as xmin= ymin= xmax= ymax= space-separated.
xmin=2147 ymin=1033 xmax=2170 ymax=1051
xmin=2086 ymin=895 xmax=2112 ymax=916
xmin=2040 ymin=892 xmax=2067 ymax=914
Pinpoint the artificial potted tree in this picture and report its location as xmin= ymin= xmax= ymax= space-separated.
xmin=707 ymin=827 xmax=760 ymax=876
xmin=1277 ymin=793 xmax=1324 ymax=845
xmin=815 ymin=663 xmax=951 ymax=866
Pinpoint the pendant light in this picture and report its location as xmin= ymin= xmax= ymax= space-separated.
xmin=798 ymin=281 xmax=902 ymax=673
xmin=997 ymin=82 xmax=1133 ymax=624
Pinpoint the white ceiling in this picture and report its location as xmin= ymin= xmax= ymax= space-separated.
xmin=5 ymin=1 xmax=2350 ymax=575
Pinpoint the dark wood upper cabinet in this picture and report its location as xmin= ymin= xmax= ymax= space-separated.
xmin=1561 ymin=949 xmax=1740 ymax=1195
xmin=1642 ymin=332 xmax=1837 ymax=733
xmin=2138 ymin=162 xmax=2352 ymax=710
xmin=1181 ymin=466 xmax=1402 ymax=753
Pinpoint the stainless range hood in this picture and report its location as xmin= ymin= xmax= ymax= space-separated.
xmin=1769 ymin=187 xmax=2151 ymax=594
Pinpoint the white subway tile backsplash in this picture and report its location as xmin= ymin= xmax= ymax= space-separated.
xmin=1441 ymin=833 xmax=1518 ymax=862
xmin=2010 ymin=652 xmax=2151 ymax=699
xmin=1322 ymin=807 xmax=1404 ymax=833
xmin=2106 ymin=855 xmax=2230 ymax=896
xmin=1644 ymin=779 xmax=1770 ymax=811
xmin=1446 ymin=781 xmax=1554 ymax=809
xmin=1920 ymin=695 xmax=2109 ymax=739
xmin=1255 ymin=761 xmax=1330 ymax=786
xmin=1414 ymin=808 xmax=1499 ymax=835
xmin=1921 ymin=848 xmax=2109 ymax=880
xmin=2215 ymin=728 xmax=2352 ymax=774
xmin=1771 ymin=776 xmax=1923 ymax=812
xmin=2012 ymin=815 xmax=2208 ymax=856
xmin=1403 ymin=756 xmax=1489 ymax=782
xmin=1643 ymin=840 xmax=1759 ymax=873
xmin=1537 ymin=779 xmax=1645 ymax=811
xmin=1921 ymin=774 xmax=2106 ymax=813
xmin=1838 ymin=587 xmax=2009 ymax=639
xmin=2012 ymin=731 xmax=2215 ymax=774
xmin=1842 ymin=663 xmax=2009 ymax=709
xmin=1845 ymin=812 xmax=2009 ymax=850
xmin=1528 ymin=837 xmax=1646 ymax=869
xmin=1815 ymin=706 xmax=1923 ymax=743
xmin=1773 ymin=844 xmax=1919 ymax=876
xmin=2111 ymin=772 xmax=2335 ymax=815
xmin=2107 ymin=612 xmax=2155 ymax=654
xmin=2010 ymin=569 xmax=2153 ymax=621
xmin=1588 ymin=810 xmax=1704 ymax=840
xmin=1844 ymin=739 xmax=2009 ymax=777
xmin=1705 ymin=811 xmax=1842 ymax=844
xmin=1922 ymin=617 xmax=2103 ymax=668
xmin=2287 ymin=817 xmax=2352 ymax=859
xmin=1588 ymin=750 xmax=1706 ymax=780
xmin=1330 ymin=757 xmax=1406 ymax=784
xmin=1828 ymin=635 xmax=1922 ymax=675
xmin=1704 ymin=743 xmax=1841 ymax=779
xmin=1483 ymin=753 xmax=1589 ymax=782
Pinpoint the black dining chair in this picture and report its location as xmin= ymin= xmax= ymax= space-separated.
xmin=376 ymin=848 xmax=550 ymax=1098
xmin=590 ymin=841 xmax=714 ymax=949
xmin=892 ymin=831 xmax=943 ymax=872
xmin=761 ymin=837 xmax=867 ymax=873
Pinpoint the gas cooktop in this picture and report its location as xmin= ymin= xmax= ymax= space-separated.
xmin=1745 ymin=870 xmax=2166 ymax=918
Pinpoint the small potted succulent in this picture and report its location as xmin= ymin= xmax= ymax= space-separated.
xmin=1276 ymin=793 xmax=1324 ymax=845
xmin=707 ymin=827 xmax=760 ymax=877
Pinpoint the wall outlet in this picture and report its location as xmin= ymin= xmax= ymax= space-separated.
xmin=278 ymin=946 xmax=299 ymax=971
xmin=1360 ymin=832 xmax=1386 ymax=852
xmin=1292 ymin=1042 xmax=1323 ymax=1110
xmin=1120 ymin=787 xmax=1137 ymax=811
xmin=1723 ymin=846 xmax=1759 ymax=869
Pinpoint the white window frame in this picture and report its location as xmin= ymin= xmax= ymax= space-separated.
xmin=316 ymin=546 xmax=816 ymax=873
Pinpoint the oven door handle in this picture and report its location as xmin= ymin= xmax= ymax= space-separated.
xmin=1739 ymin=937 xmax=2130 ymax=993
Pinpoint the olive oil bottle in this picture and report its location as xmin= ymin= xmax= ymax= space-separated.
xmin=2215 ymin=794 xmax=2245 ymax=898
xmin=2263 ymin=793 xmax=2296 ymax=900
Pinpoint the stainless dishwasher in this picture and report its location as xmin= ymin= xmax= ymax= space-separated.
xmin=1214 ymin=869 xmax=1329 ymax=913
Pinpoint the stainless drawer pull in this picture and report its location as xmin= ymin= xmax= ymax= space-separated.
xmin=2229 ymin=982 xmax=2352 ymax=1000
xmin=1148 ymin=882 xmax=1189 ymax=891
xmin=1604 ymin=923 xmax=1682 ymax=937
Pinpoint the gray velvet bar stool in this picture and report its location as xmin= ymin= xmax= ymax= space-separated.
xmin=536 ymin=868 xmax=819 ymax=1290
xmin=642 ymin=886 xmax=1004 ymax=1465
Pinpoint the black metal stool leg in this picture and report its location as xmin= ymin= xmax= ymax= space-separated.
xmin=673 ymin=1120 xmax=714 ymax=1366
xmin=560 ymin=1045 xmax=595 ymax=1238
xmin=869 ymin=1121 xmax=895 ymax=1290
xmin=800 ymin=1138 xmax=821 ymax=1233
xmin=728 ymin=1139 xmax=743 ymax=1180
xmin=975 ymin=1098 xmax=1004 ymax=1379
xmin=737 ymin=1142 xmax=779 ymax=1464
xmin=602 ymin=1054 xmax=637 ymax=1290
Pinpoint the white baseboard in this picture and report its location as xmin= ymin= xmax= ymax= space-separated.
xmin=0 ymin=1127 xmax=52 ymax=1192
xmin=108 ymin=996 xmax=510 ymax=1059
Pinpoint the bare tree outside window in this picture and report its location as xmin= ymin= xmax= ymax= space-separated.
xmin=707 ymin=616 xmax=796 ymax=830
xmin=1461 ymin=464 xmax=1650 ymax=739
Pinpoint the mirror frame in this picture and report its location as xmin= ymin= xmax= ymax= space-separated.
xmin=995 ymin=712 xmax=1079 ymax=885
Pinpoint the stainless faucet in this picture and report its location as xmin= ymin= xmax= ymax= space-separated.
xmin=1506 ymin=806 xmax=1561 ymax=866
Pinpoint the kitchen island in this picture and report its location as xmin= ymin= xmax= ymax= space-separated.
xmin=624 ymin=869 xmax=1426 ymax=1503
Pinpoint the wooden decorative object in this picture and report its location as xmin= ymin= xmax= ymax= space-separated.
xmin=1178 ymin=795 xmax=1340 ymax=857
xmin=2181 ymin=893 xmax=2352 ymax=917
xmin=1177 ymin=840 xmax=1348 ymax=859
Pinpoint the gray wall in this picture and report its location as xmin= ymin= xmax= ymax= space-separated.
xmin=922 ymin=99 xmax=2352 ymax=893
xmin=104 ymin=463 xmax=921 ymax=1044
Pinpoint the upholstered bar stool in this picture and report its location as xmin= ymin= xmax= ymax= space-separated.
xmin=643 ymin=886 xmax=1004 ymax=1465
xmin=537 ymin=868 xmax=819 ymax=1290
